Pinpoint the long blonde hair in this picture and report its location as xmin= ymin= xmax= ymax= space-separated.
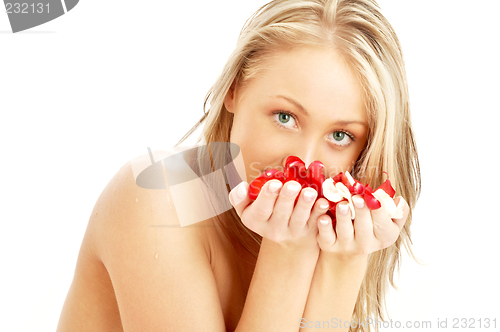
xmin=176 ymin=0 xmax=421 ymax=330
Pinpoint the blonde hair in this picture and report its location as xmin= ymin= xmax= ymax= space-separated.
xmin=177 ymin=0 xmax=421 ymax=331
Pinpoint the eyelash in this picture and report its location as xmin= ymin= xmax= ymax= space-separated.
xmin=271 ymin=110 xmax=297 ymax=129
xmin=271 ymin=111 xmax=356 ymax=147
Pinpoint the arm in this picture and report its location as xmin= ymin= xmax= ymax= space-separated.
xmin=237 ymin=238 xmax=319 ymax=332
xmin=89 ymin=157 xmax=228 ymax=331
xmin=229 ymin=180 xmax=328 ymax=332
xmin=73 ymin=156 xmax=321 ymax=332
xmin=301 ymin=253 xmax=367 ymax=331
xmin=301 ymin=195 xmax=410 ymax=332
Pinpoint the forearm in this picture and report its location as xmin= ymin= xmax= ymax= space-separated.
xmin=301 ymin=253 xmax=368 ymax=332
xmin=235 ymin=238 xmax=319 ymax=332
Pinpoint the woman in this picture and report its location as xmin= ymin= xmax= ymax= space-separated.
xmin=57 ymin=0 xmax=420 ymax=331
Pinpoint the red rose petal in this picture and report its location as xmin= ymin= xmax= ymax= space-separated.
xmin=349 ymin=181 xmax=365 ymax=195
xmin=285 ymin=157 xmax=307 ymax=179
xmin=307 ymin=160 xmax=325 ymax=196
xmin=263 ymin=168 xmax=278 ymax=177
xmin=248 ymin=169 xmax=285 ymax=200
xmin=285 ymin=156 xmax=305 ymax=168
xmin=285 ymin=161 xmax=307 ymax=182
xmin=248 ymin=157 xmax=395 ymax=223
xmin=328 ymin=200 xmax=337 ymax=218
xmin=270 ymin=170 xmax=285 ymax=182
xmin=308 ymin=174 xmax=325 ymax=196
xmin=378 ymin=178 xmax=396 ymax=198
xmin=307 ymin=160 xmax=325 ymax=174
xmin=332 ymin=172 xmax=343 ymax=183
xmin=248 ymin=176 xmax=269 ymax=200
xmin=333 ymin=172 xmax=351 ymax=188
xmin=363 ymin=184 xmax=381 ymax=210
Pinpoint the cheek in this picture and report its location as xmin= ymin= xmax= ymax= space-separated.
xmin=230 ymin=108 xmax=268 ymax=144
xmin=323 ymin=160 xmax=351 ymax=177
xmin=332 ymin=132 xmax=367 ymax=173
xmin=230 ymin=116 xmax=274 ymax=181
xmin=231 ymin=112 xmax=277 ymax=156
xmin=241 ymin=145 xmax=282 ymax=182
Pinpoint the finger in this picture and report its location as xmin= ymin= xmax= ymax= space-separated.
xmin=335 ymin=201 xmax=354 ymax=243
xmin=288 ymin=187 xmax=318 ymax=233
xmin=392 ymin=196 xmax=410 ymax=230
xmin=268 ymin=181 xmax=302 ymax=229
xmin=229 ymin=181 xmax=250 ymax=218
xmin=317 ymin=214 xmax=336 ymax=249
xmin=351 ymin=195 xmax=374 ymax=242
xmin=308 ymin=198 xmax=330 ymax=228
xmin=370 ymin=201 xmax=399 ymax=247
xmin=246 ymin=180 xmax=283 ymax=221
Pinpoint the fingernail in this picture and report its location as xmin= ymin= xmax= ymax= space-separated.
xmin=320 ymin=203 xmax=330 ymax=210
xmin=230 ymin=183 xmax=246 ymax=206
xmin=352 ymin=196 xmax=365 ymax=209
xmin=237 ymin=182 xmax=247 ymax=199
xmin=286 ymin=183 xmax=301 ymax=196
xmin=396 ymin=197 xmax=406 ymax=210
xmin=338 ymin=203 xmax=349 ymax=215
xmin=319 ymin=217 xmax=329 ymax=226
xmin=267 ymin=181 xmax=282 ymax=194
xmin=303 ymin=190 xmax=316 ymax=202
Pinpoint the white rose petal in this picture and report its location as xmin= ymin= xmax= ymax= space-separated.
xmin=322 ymin=178 xmax=343 ymax=202
xmin=372 ymin=189 xmax=403 ymax=219
xmin=335 ymin=182 xmax=355 ymax=219
xmin=345 ymin=171 xmax=355 ymax=186
xmin=347 ymin=200 xmax=355 ymax=219
xmin=323 ymin=177 xmax=358 ymax=219
xmin=335 ymin=182 xmax=349 ymax=196
xmin=393 ymin=199 xmax=405 ymax=219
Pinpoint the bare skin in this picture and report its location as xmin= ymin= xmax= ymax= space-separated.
xmin=57 ymin=46 xmax=409 ymax=331
xmin=56 ymin=152 xmax=258 ymax=332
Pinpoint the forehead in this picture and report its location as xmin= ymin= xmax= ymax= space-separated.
xmin=238 ymin=46 xmax=366 ymax=121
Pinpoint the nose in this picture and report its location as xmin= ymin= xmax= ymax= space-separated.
xmin=302 ymin=150 xmax=319 ymax=168
xmin=280 ymin=143 xmax=320 ymax=168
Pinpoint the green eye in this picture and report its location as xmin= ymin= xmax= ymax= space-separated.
xmin=272 ymin=111 xmax=298 ymax=129
xmin=333 ymin=131 xmax=345 ymax=141
xmin=329 ymin=130 xmax=355 ymax=147
xmin=278 ymin=113 xmax=291 ymax=123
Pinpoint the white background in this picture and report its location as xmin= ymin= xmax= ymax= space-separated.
xmin=1 ymin=1 xmax=499 ymax=331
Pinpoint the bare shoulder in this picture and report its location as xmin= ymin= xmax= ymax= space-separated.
xmin=87 ymin=149 xmax=226 ymax=331
xmin=89 ymin=149 xmax=209 ymax=261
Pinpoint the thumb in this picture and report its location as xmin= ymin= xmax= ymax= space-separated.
xmin=392 ymin=196 xmax=409 ymax=231
xmin=229 ymin=181 xmax=250 ymax=217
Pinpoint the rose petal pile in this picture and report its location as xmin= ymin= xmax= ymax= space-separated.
xmin=248 ymin=156 xmax=404 ymax=224
xmin=248 ymin=156 xmax=325 ymax=202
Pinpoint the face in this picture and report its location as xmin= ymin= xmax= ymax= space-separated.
xmin=225 ymin=46 xmax=368 ymax=184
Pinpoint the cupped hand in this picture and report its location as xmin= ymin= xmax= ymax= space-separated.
xmin=229 ymin=180 xmax=330 ymax=252
xmin=316 ymin=194 xmax=410 ymax=260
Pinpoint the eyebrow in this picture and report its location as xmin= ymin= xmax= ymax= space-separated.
xmin=275 ymin=95 xmax=368 ymax=128
xmin=277 ymin=95 xmax=309 ymax=116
